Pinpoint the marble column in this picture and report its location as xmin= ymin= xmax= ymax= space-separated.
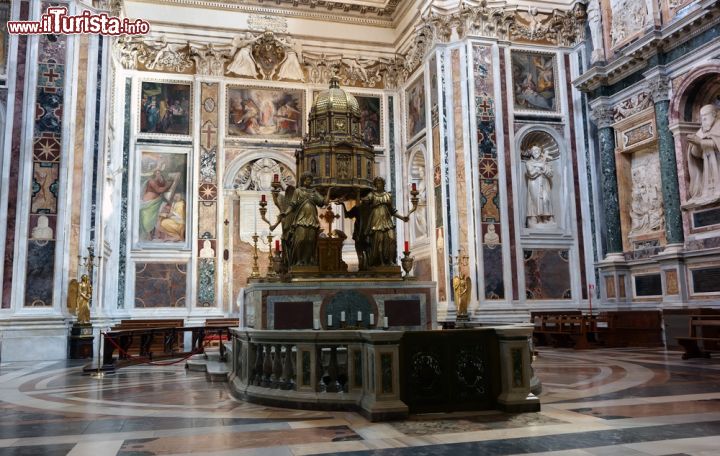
xmin=591 ymin=107 xmax=623 ymax=256
xmin=648 ymin=76 xmax=684 ymax=247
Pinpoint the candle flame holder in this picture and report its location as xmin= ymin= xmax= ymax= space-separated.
xmin=250 ymin=233 xmax=261 ymax=279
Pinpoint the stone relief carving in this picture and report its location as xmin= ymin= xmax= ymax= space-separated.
xmin=610 ymin=0 xmax=652 ymax=48
xmin=522 ymin=145 xmax=560 ymax=229
xmin=189 ymin=42 xmax=232 ymax=77
xmin=139 ymin=36 xmax=193 ymax=72
xmin=587 ymin=0 xmax=606 ymax=63
xmin=629 ymin=153 xmax=664 ymax=236
xmin=613 ymin=92 xmax=652 ymax=122
xmin=686 ymin=104 xmax=720 ymax=208
xmin=303 ymin=53 xmax=386 ymax=88
xmin=233 ymin=158 xmax=295 ymax=192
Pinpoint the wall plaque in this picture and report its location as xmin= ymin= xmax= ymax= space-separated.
xmin=635 ymin=274 xmax=662 ymax=297
xmin=693 ymin=207 xmax=720 ymax=228
xmin=692 ymin=267 xmax=720 ymax=294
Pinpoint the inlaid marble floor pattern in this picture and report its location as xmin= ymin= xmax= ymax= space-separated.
xmin=1 ymin=348 xmax=719 ymax=455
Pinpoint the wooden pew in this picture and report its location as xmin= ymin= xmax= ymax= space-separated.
xmin=677 ymin=316 xmax=720 ymax=359
xmin=533 ymin=313 xmax=602 ymax=349
xmin=111 ymin=319 xmax=185 ymax=359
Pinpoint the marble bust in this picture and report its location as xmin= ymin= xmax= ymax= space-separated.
xmin=686 ymin=104 xmax=720 ymax=207
xmin=31 ymin=215 xmax=53 ymax=240
xmin=199 ymin=240 xmax=215 ymax=258
xmin=484 ymin=224 xmax=500 ymax=247
xmin=524 ymin=145 xmax=556 ymax=228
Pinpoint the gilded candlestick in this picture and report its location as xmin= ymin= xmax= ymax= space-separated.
xmin=250 ymin=233 xmax=260 ymax=279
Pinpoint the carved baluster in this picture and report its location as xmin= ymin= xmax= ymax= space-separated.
xmin=272 ymin=344 xmax=283 ymax=387
xmin=262 ymin=344 xmax=273 ymax=387
xmin=283 ymin=343 xmax=295 ymax=390
xmin=253 ymin=343 xmax=264 ymax=385
xmin=328 ymin=346 xmax=339 ymax=393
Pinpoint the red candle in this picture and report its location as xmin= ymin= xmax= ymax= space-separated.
xmin=411 ymin=183 xmax=417 ymax=192
xmin=261 ymin=194 xmax=266 ymax=203
xmin=404 ymin=241 xmax=409 ymax=253
xmin=273 ymin=174 xmax=279 ymax=182
xmin=275 ymin=240 xmax=280 ymax=252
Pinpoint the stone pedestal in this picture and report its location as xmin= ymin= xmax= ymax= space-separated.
xmin=495 ymin=325 xmax=540 ymax=412
xmin=68 ymin=323 xmax=94 ymax=359
xmin=243 ymin=281 xmax=437 ymax=330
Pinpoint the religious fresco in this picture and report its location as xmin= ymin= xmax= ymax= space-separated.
xmin=406 ymin=75 xmax=426 ymax=140
xmin=139 ymin=82 xmax=192 ymax=136
xmin=510 ymin=51 xmax=558 ymax=114
xmin=227 ymin=86 xmax=304 ymax=138
xmin=355 ymin=95 xmax=382 ymax=146
xmin=135 ymin=262 xmax=187 ymax=308
xmin=137 ymin=151 xmax=188 ymax=244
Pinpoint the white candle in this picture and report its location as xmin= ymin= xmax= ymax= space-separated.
xmin=357 ymin=311 xmax=362 ymax=322
xmin=327 ymin=314 xmax=332 ymax=327
xmin=383 ymin=316 xmax=389 ymax=328
xmin=341 ymin=311 xmax=346 ymax=322
xmin=370 ymin=313 xmax=375 ymax=325
xmin=313 ymin=318 xmax=320 ymax=330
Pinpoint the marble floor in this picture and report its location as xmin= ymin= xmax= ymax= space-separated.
xmin=1 ymin=348 xmax=719 ymax=455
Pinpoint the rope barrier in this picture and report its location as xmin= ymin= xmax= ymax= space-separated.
xmin=102 ymin=331 xmax=218 ymax=366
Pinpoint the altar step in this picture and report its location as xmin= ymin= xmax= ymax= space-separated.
xmin=185 ymin=347 xmax=230 ymax=382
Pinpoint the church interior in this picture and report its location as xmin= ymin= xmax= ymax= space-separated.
xmin=1 ymin=0 xmax=720 ymax=454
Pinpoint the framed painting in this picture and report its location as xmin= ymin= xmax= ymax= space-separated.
xmin=136 ymin=148 xmax=190 ymax=247
xmin=354 ymin=94 xmax=383 ymax=147
xmin=510 ymin=51 xmax=560 ymax=115
xmin=227 ymin=86 xmax=304 ymax=139
xmin=139 ymin=81 xmax=192 ymax=137
xmin=406 ymin=74 xmax=427 ymax=140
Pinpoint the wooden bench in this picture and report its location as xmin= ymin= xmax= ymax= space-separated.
xmin=677 ymin=316 xmax=720 ymax=359
xmin=111 ymin=319 xmax=185 ymax=359
xmin=533 ymin=313 xmax=605 ymax=349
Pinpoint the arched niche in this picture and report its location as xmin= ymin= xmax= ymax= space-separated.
xmin=515 ymin=126 xmax=566 ymax=236
xmin=407 ymin=145 xmax=429 ymax=245
xmin=669 ymin=62 xmax=720 ymax=217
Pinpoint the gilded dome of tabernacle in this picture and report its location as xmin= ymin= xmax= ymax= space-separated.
xmin=311 ymin=77 xmax=361 ymax=118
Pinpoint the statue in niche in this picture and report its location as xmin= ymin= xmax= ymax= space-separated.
xmin=361 ymin=177 xmax=412 ymax=267
xmin=587 ymin=0 xmax=606 ymax=63
xmin=523 ymin=145 xmax=557 ymax=228
xmin=629 ymin=167 xmax=664 ymax=235
xmin=278 ymin=172 xmax=331 ymax=266
xmin=411 ymin=162 xmax=428 ymax=240
xmin=227 ymin=34 xmax=258 ymax=78
xmin=687 ymin=104 xmax=720 ymax=207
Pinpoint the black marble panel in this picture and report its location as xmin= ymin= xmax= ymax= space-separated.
xmin=635 ymin=274 xmax=663 ymax=297
xmin=693 ymin=208 xmax=720 ymax=228
xmin=483 ymin=247 xmax=504 ymax=299
xmin=24 ymin=240 xmax=55 ymax=306
xmin=692 ymin=267 xmax=720 ymax=294
xmin=384 ymin=300 xmax=421 ymax=327
xmin=274 ymin=301 xmax=313 ymax=329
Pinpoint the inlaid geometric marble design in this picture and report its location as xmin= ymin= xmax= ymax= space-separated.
xmin=0 ymin=347 xmax=718 ymax=455
xmin=473 ymin=44 xmax=504 ymax=300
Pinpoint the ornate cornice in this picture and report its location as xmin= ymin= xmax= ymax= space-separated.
xmin=574 ymin=0 xmax=720 ymax=93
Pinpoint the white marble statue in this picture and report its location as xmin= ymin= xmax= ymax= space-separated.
xmin=227 ymin=34 xmax=258 ymax=78
xmin=524 ymin=145 xmax=556 ymax=228
xmin=687 ymin=104 xmax=720 ymax=207
xmin=277 ymin=47 xmax=305 ymax=82
xmin=587 ymin=0 xmax=606 ymax=63
xmin=411 ymin=163 xmax=428 ymax=240
xmin=199 ymin=239 xmax=215 ymax=258
xmin=31 ymin=215 xmax=53 ymax=240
